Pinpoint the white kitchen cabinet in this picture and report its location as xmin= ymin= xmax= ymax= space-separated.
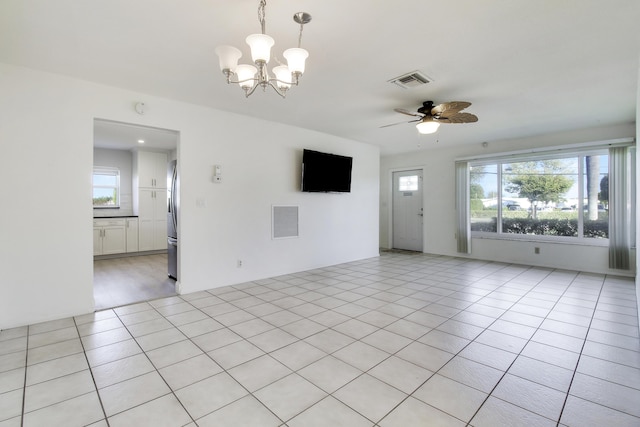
xmin=133 ymin=150 xmax=169 ymax=252
xmin=125 ymin=217 xmax=139 ymax=252
xmin=137 ymin=189 xmax=167 ymax=251
xmin=134 ymin=151 xmax=168 ymax=189
xmin=93 ymin=219 xmax=126 ymax=255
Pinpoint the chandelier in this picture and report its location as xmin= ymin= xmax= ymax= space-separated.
xmin=214 ymin=0 xmax=311 ymax=98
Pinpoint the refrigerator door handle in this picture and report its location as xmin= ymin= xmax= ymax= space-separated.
xmin=170 ymin=165 xmax=178 ymax=232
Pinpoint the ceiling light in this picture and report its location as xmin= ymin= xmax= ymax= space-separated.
xmin=416 ymin=119 xmax=440 ymax=134
xmin=215 ymin=0 xmax=311 ymax=98
xmin=137 ymin=139 xmax=145 ymax=144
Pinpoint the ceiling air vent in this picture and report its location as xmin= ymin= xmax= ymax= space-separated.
xmin=388 ymin=71 xmax=432 ymax=89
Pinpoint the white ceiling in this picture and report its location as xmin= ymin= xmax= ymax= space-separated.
xmin=1 ymin=0 xmax=639 ymax=155
xmin=94 ymin=119 xmax=178 ymax=151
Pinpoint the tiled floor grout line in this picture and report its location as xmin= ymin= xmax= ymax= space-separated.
xmin=114 ymin=265 xmax=631 ymax=425
xmin=15 ymin=327 xmax=109 ymax=424
xmin=555 ymin=274 xmax=606 ymax=427
xmin=348 ymin=262 xmax=547 ymax=425
xmin=8 ymin=253 xmax=638 ymax=426
xmin=440 ymin=267 xmax=585 ymax=426
xmin=461 ymin=269 xmax=592 ymax=426
xmin=190 ymin=289 xmax=375 ymax=425
xmin=71 ymin=317 xmax=110 ymax=427
xmin=370 ymin=264 xmax=544 ymax=426
xmin=110 ymin=304 xmax=199 ymax=426
xmin=155 ymin=257 xmax=636 ymax=424
xmin=145 ymin=299 xmax=290 ymax=426
xmin=155 ymin=264 xmax=448 ymax=425
xmin=19 ymin=326 xmax=29 ymax=427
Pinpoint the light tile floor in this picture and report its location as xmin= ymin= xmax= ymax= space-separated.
xmin=2 ymin=252 xmax=639 ymax=426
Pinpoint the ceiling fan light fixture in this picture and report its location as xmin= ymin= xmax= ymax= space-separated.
xmin=416 ymin=120 xmax=440 ymax=134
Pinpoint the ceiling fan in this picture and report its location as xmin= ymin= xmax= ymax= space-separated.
xmin=382 ymin=101 xmax=478 ymax=134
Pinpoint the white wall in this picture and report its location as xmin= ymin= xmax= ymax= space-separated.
xmin=93 ymin=148 xmax=134 ymax=216
xmin=381 ymin=123 xmax=636 ymax=276
xmin=636 ymin=59 xmax=640 ymax=327
xmin=0 ymin=63 xmax=380 ymax=329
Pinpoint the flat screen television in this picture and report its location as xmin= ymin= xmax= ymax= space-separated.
xmin=302 ymin=149 xmax=353 ymax=193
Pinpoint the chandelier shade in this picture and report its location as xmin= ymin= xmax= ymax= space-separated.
xmin=214 ymin=45 xmax=242 ymax=73
xmin=235 ymin=64 xmax=258 ymax=89
xmin=214 ymin=0 xmax=311 ymax=98
xmin=283 ymin=48 xmax=309 ymax=74
xmin=245 ymin=33 xmax=275 ymax=63
xmin=272 ymin=65 xmax=292 ymax=89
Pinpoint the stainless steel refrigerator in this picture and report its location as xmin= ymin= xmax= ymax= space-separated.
xmin=167 ymin=160 xmax=178 ymax=280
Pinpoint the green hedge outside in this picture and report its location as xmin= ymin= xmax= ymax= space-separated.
xmin=471 ymin=217 xmax=608 ymax=238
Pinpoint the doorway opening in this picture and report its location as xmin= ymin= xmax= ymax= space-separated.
xmin=93 ymin=119 xmax=179 ymax=310
xmin=391 ymin=169 xmax=424 ymax=252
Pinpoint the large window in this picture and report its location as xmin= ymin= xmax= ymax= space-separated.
xmin=458 ymin=141 xmax=635 ymax=269
xmin=93 ymin=167 xmax=120 ymax=208
xmin=469 ymin=149 xmax=614 ymax=241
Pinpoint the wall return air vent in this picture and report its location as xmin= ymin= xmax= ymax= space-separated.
xmin=388 ymin=70 xmax=432 ymax=89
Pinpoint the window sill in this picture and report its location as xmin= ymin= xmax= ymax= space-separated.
xmin=471 ymin=232 xmax=609 ymax=247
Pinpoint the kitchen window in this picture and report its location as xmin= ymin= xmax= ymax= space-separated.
xmin=93 ymin=167 xmax=120 ymax=208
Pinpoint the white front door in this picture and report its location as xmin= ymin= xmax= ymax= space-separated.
xmin=392 ymin=170 xmax=424 ymax=251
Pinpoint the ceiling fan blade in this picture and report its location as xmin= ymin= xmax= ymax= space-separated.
xmin=379 ymin=119 xmax=421 ymax=128
xmin=394 ymin=108 xmax=424 ymax=118
xmin=434 ymin=112 xmax=478 ymax=124
xmin=431 ymin=101 xmax=472 ymax=116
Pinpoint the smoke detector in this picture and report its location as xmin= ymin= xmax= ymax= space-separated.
xmin=388 ymin=71 xmax=433 ymax=89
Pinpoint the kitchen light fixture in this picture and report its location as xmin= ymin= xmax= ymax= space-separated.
xmin=415 ymin=118 xmax=440 ymax=134
xmin=214 ymin=0 xmax=311 ymax=98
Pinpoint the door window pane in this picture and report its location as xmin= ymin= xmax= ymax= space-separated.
xmin=399 ymin=175 xmax=419 ymax=191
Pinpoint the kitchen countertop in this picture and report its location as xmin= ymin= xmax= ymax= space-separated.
xmin=93 ymin=215 xmax=138 ymax=219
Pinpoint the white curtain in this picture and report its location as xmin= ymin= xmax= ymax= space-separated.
xmin=455 ymin=161 xmax=471 ymax=254
xmin=608 ymin=146 xmax=630 ymax=270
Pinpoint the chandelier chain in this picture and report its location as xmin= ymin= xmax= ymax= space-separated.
xmin=258 ymin=0 xmax=267 ymax=34
xmin=297 ymin=22 xmax=304 ymax=48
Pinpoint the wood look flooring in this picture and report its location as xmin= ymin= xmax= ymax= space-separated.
xmin=93 ymin=254 xmax=177 ymax=310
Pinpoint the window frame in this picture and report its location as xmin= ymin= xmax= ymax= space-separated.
xmin=93 ymin=166 xmax=121 ymax=209
xmin=464 ymin=141 xmax=635 ymax=247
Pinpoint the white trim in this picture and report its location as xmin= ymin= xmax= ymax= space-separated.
xmin=92 ymin=166 xmax=121 ymax=208
xmin=387 ymin=166 xmax=426 ymax=251
xmin=471 ymin=232 xmax=609 ymax=247
xmin=455 ymin=137 xmax=634 ymax=162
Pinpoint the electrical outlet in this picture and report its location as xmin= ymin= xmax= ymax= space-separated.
xmin=237 ymin=259 xmax=243 ymax=268
xmin=534 ymin=247 xmax=540 ymax=254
